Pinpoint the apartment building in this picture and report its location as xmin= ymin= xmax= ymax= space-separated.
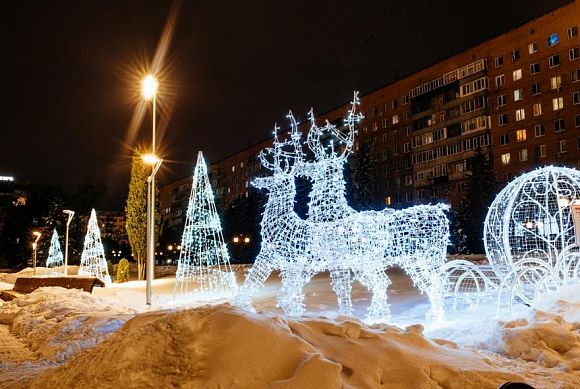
xmin=160 ymin=0 xmax=580 ymax=226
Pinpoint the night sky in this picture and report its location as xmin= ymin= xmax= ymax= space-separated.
xmin=0 ymin=0 xmax=569 ymax=209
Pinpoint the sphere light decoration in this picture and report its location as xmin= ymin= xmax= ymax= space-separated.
xmin=483 ymin=165 xmax=580 ymax=310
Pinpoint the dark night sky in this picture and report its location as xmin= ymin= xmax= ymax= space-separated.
xmin=0 ymin=0 xmax=570 ymax=209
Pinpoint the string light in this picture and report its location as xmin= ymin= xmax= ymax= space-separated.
xmin=78 ymin=209 xmax=111 ymax=284
xmin=46 ymin=229 xmax=64 ymax=275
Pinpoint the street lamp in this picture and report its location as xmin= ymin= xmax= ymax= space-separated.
xmin=32 ymin=231 xmax=41 ymax=275
xmin=63 ymin=210 xmax=75 ymax=275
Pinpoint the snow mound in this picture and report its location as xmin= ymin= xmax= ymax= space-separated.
xmin=0 ymin=266 xmax=80 ymax=285
xmin=0 ymin=287 xmax=135 ymax=362
xmin=32 ymin=304 xmax=525 ymax=389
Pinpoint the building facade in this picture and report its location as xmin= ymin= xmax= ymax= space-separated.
xmin=161 ymin=1 xmax=580 ymax=226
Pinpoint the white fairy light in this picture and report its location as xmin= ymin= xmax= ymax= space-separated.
xmin=46 ymin=229 xmax=64 ymax=275
xmin=79 ymin=209 xmax=111 ymax=284
xmin=236 ymin=92 xmax=450 ymax=323
xmin=174 ymin=151 xmax=237 ymax=295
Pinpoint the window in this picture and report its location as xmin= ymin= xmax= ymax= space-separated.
xmin=530 ymin=62 xmax=540 ymax=74
xmin=576 ymin=115 xmax=580 ymax=128
xmin=499 ymin=113 xmax=508 ymax=126
xmin=382 ymin=118 xmax=388 ymax=128
xmin=404 ymin=126 xmax=411 ymax=136
xmin=547 ymin=33 xmax=559 ymax=47
xmin=513 ymin=69 xmax=522 ymax=81
xmin=392 ymin=99 xmax=398 ymax=109
xmin=516 ymin=129 xmax=527 ymax=142
xmin=558 ymin=140 xmax=567 ymax=154
xmin=497 ymin=94 xmax=507 ymax=107
xmin=392 ymin=130 xmax=399 ymax=141
xmin=393 ymin=145 xmax=399 ymax=156
xmin=385 ymin=196 xmax=391 ymax=206
xmin=514 ymin=89 xmax=523 ymax=101
xmin=382 ymin=149 xmax=389 ymax=159
xmin=552 ymin=97 xmax=564 ymax=111
xmin=568 ymin=26 xmax=578 ymax=39
xmin=495 ymin=56 xmax=504 ymax=68
xmin=372 ymin=107 xmax=378 ymax=117
xmin=533 ymin=103 xmax=543 ymax=116
xmin=536 ymin=144 xmax=547 ymax=158
xmin=231 ymin=165 xmax=235 ymax=172
xmin=372 ymin=122 xmax=378 ymax=131
xmin=573 ymin=69 xmax=580 ymax=83
xmin=405 ymin=192 xmax=413 ymax=203
xmin=405 ymin=176 xmax=413 ymax=186
xmin=402 ymin=95 xmax=409 ymax=105
xmin=511 ymin=50 xmax=520 ymax=61
xmin=495 ymin=74 xmax=505 ymax=87
xmin=574 ymin=91 xmax=580 ymax=105
xmin=404 ymin=142 xmax=411 ymax=153
xmin=392 ymin=114 xmax=399 ymax=124
xmin=555 ymin=118 xmax=566 ymax=132
xmin=534 ymin=124 xmax=545 ymax=137
xmin=532 ymin=82 xmax=541 ymax=95
xmin=519 ymin=149 xmax=528 ymax=162
xmin=499 ymin=133 xmax=509 ymax=145
xmin=570 ymin=47 xmax=580 ymax=61
xmin=501 ymin=153 xmax=511 ymax=165
xmin=417 ymin=190 xmax=426 ymax=200
xmin=551 ymin=75 xmax=562 ymax=90
xmin=515 ymin=108 xmax=525 ymax=121
xmin=549 ymin=54 xmax=560 ymax=68
xmin=528 ymin=41 xmax=539 ymax=54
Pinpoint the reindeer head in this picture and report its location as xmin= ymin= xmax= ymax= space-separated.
xmin=252 ymin=127 xmax=298 ymax=191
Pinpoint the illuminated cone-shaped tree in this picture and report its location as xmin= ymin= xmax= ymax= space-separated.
xmin=79 ymin=209 xmax=112 ymax=284
xmin=46 ymin=229 xmax=64 ymax=275
xmin=175 ymin=151 xmax=237 ymax=295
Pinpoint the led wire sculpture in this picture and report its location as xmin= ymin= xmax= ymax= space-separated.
xmin=236 ymin=93 xmax=450 ymax=323
xmin=46 ymin=228 xmax=64 ymax=275
xmin=79 ymin=209 xmax=112 ymax=284
xmin=174 ymin=151 xmax=237 ymax=295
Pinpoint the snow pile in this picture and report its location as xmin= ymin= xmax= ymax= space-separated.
xmin=0 ymin=266 xmax=80 ymax=285
xmin=31 ymin=303 xmax=528 ymax=389
xmin=0 ymin=287 xmax=135 ymax=362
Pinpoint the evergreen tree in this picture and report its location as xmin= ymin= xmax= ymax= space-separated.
xmin=457 ymin=147 xmax=497 ymax=253
xmin=125 ymin=148 xmax=148 ymax=280
xmin=349 ymin=141 xmax=376 ymax=210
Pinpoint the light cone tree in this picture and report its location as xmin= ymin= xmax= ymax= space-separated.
xmin=79 ymin=209 xmax=111 ymax=284
xmin=46 ymin=229 xmax=64 ymax=275
xmin=175 ymin=151 xmax=237 ymax=295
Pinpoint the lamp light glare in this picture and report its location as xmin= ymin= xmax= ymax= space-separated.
xmin=142 ymin=75 xmax=158 ymax=100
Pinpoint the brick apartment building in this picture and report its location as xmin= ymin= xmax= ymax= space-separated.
xmin=160 ymin=0 xmax=580 ymax=232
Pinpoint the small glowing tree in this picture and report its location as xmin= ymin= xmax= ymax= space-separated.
xmin=79 ymin=209 xmax=111 ymax=284
xmin=175 ymin=151 xmax=237 ymax=295
xmin=46 ymin=229 xmax=64 ymax=275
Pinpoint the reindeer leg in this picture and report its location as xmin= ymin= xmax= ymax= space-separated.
xmin=330 ymin=268 xmax=353 ymax=317
xmin=234 ymin=253 xmax=274 ymax=313
xmin=277 ymin=268 xmax=315 ymax=316
xmin=354 ymin=265 xmax=391 ymax=324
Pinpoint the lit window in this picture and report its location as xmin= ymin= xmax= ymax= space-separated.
xmin=499 ymin=113 xmax=508 ymax=126
xmin=392 ymin=114 xmax=399 ymax=124
xmin=513 ymin=69 xmax=522 ymax=81
xmin=515 ymin=108 xmax=525 ymax=121
xmin=385 ymin=196 xmax=391 ymax=205
xmin=570 ymin=47 xmax=580 ymax=61
xmin=549 ymin=54 xmax=560 ymax=68
xmin=519 ymin=148 xmax=528 ymax=162
xmin=530 ymin=62 xmax=540 ymax=74
xmin=533 ymin=103 xmax=542 ymax=116
xmin=495 ymin=74 xmax=505 ymax=87
xmin=528 ymin=41 xmax=539 ymax=54
xmin=573 ymin=91 xmax=580 ymax=105
xmin=568 ymin=26 xmax=578 ymax=39
xmin=534 ymin=124 xmax=545 ymax=137
xmin=532 ymin=82 xmax=541 ymax=95
xmin=514 ymin=89 xmax=523 ymax=101
xmin=231 ymin=166 xmax=235 ymax=172
xmin=558 ymin=140 xmax=567 ymax=154
xmin=405 ymin=176 xmax=413 ymax=186
xmin=497 ymin=95 xmax=507 ymax=106
xmin=555 ymin=118 xmax=566 ymax=132
xmin=495 ymin=56 xmax=504 ymax=68
xmin=500 ymin=134 xmax=509 ymax=145
xmin=547 ymin=33 xmax=559 ymax=47
xmin=550 ymin=75 xmax=562 ymax=90
xmin=372 ymin=122 xmax=378 ymax=131
xmin=552 ymin=97 xmax=564 ymax=111
xmin=516 ymin=129 xmax=527 ymax=142
xmin=501 ymin=153 xmax=511 ymax=165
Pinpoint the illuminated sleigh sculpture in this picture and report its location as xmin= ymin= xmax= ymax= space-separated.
xmin=236 ymin=93 xmax=450 ymax=323
xmin=443 ymin=166 xmax=580 ymax=313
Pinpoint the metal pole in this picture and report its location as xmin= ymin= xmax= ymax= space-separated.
xmin=146 ymin=175 xmax=153 ymax=305
xmin=63 ymin=210 xmax=75 ymax=276
xmin=33 ymin=243 xmax=37 ymax=276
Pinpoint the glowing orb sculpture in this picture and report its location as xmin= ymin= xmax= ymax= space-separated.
xmin=79 ymin=209 xmax=112 ymax=284
xmin=483 ymin=166 xmax=580 ymax=310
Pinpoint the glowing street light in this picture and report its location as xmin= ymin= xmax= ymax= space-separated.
xmin=142 ymin=74 xmax=162 ymax=307
xmin=63 ymin=210 xmax=75 ymax=275
xmin=233 ymin=237 xmax=239 ymax=243
xmin=32 ymin=231 xmax=41 ymax=275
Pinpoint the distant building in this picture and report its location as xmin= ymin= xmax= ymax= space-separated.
xmin=77 ymin=210 xmax=128 ymax=249
xmin=161 ymin=1 xmax=580 ymax=220
xmin=0 ymin=175 xmax=29 ymax=235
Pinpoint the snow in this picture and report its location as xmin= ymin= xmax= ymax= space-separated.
xmin=0 ymin=266 xmax=579 ymax=388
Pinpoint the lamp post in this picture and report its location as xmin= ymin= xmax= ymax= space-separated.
xmin=142 ymin=72 xmax=161 ymax=307
xmin=63 ymin=210 xmax=75 ymax=275
xmin=32 ymin=231 xmax=41 ymax=276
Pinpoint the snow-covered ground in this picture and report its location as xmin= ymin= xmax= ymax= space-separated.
xmin=1 ymin=266 xmax=579 ymax=388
